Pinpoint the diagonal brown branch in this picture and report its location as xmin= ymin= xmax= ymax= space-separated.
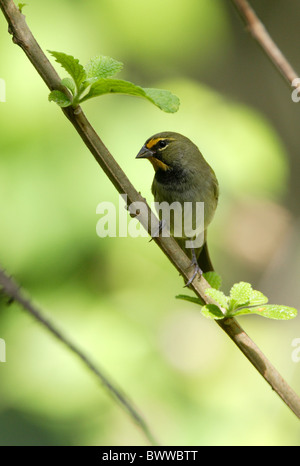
xmin=0 ymin=267 xmax=159 ymax=446
xmin=0 ymin=0 xmax=300 ymax=420
xmin=230 ymin=0 xmax=298 ymax=86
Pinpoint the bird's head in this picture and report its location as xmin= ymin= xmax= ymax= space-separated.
xmin=136 ymin=131 xmax=200 ymax=173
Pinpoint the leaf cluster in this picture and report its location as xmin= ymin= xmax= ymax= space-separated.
xmin=177 ymin=273 xmax=297 ymax=321
xmin=48 ymin=51 xmax=180 ymax=113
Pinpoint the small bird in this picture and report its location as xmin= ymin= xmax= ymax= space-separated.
xmin=136 ymin=131 xmax=219 ymax=284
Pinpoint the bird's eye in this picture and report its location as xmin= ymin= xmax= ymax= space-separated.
xmin=158 ymin=140 xmax=167 ymax=149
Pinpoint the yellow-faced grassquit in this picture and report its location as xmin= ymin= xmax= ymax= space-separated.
xmin=136 ymin=131 xmax=219 ymax=284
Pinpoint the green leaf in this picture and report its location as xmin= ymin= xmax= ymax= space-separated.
xmin=48 ymin=90 xmax=72 ymax=108
xmin=81 ymin=79 xmax=145 ymax=100
xmin=80 ymin=78 xmax=180 ymax=113
xmin=176 ymin=294 xmax=204 ymax=306
xmin=230 ymin=282 xmax=253 ymax=308
xmin=205 ymin=288 xmax=228 ymax=309
xmin=85 ymin=56 xmax=123 ymax=81
xmin=203 ymin=271 xmax=222 ymax=290
xmin=249 ymin=289 xmax=268 ymax=306
xmin=232 ymin=304 xmax=297 ymax=320
xmin=201 ymin=304 xmax=225 ymax=320
xmin=143 ymin=88 xmax=180 ymax=113
xmin=48 ymin=51 xmax=86 ymax=89
xmin=18 ymin=3 xmax=27 ymax=12
xmin=61 ymin=77 xmax=76 ymax=96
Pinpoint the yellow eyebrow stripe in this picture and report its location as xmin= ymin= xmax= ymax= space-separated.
xmin=146 ymin=137 xmax=175 ymax=149
xmin=146 ymin=137 xmax=165 ymax=149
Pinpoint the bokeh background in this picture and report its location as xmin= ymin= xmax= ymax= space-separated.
xmin=0 ymin=0 xmax=300 ymax=446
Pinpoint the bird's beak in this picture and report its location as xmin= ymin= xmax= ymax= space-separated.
xmin=135 ymin=145 xmax=154 ymax=159
xmin=136 ymin=144 xmax=170 ymax=172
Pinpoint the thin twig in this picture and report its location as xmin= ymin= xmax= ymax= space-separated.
xmin=0 ymin=267 xmax=158 ymax=445
xmin=230 ymin=0 xmax=298 ymax=86
xmin=0 ymin=0 xmax=300 ymax=420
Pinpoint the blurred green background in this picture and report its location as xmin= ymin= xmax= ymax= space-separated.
xmin=0 ymin=0 xmax=300 ymax=446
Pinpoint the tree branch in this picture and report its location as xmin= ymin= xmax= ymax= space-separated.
xmin=230 ymin=0 xmax=298 ymax=86
xmin=1 ymin=0 xmax=300 ymax=420
xmin=0 ymin=267 xmax=158 ymax=446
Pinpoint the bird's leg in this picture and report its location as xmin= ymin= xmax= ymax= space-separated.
xmin=184 ymin=247 xmax=203 ymax=287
